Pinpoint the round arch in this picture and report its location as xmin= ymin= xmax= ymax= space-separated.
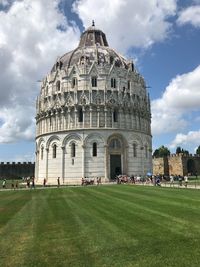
xmin=46 ymin=135 xmax=61 ymax=149
xmin=106 ymin=133 xmax=128 ymax=179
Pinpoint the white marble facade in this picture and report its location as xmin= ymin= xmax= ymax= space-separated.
xmin=35 ymin=24 xmax=152 ymax=184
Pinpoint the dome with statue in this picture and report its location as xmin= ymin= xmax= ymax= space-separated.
xmin=35 ymin=22 xmax=152 ymax=184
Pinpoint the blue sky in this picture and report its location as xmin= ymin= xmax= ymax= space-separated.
xmin=0 ymin=0 xmax=200 ymax=162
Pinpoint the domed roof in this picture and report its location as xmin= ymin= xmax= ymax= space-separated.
xmin=51 ymin=22 xmax=131 ymax=72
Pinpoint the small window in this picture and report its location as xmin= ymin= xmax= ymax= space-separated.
xmin=41 ymin=146 xmax=44 ymax=160
xmin=133 ymin=144 xmax=137 ymax=157
xmin=91 ymin=76 xmax=97 ymax=87
xmin=72 ymin=77 xmax=77 ymax=88
xmin=113 ymin=110 xmax=118 ymax=122
xmin=71 ymin=143 xmax=76 ymax=157
xmin=110 ymin=56 xmax=114 ymax=64
xmin=93 ymin=142 xmax=97 ymax=157
xmin=128 ymin=80 xmax=130 ymax=90
xmin=78 ymin=108 xmax=83 ymax=122
xmin=53 ymin=144 xmax=57 ymax=158
xmin=111 ymin=78 xmax=116 ymax=88
xmin=56 ymin=81 xmax=60 ymax=91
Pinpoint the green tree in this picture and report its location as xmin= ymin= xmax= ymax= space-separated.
xmin=176 ymin=146 xmax=182 ymax=154
xmin=153 ymin=146 xmax=170 ymax=158
xmin=196 ymin=145 xmax=200 ymax=155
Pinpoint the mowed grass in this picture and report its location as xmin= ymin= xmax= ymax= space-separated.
xmin=0 ymin=185 xmax=200 ymax=267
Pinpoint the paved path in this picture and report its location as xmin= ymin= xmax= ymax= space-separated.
xmin=0 ymin=181 xmax=200 ymax=192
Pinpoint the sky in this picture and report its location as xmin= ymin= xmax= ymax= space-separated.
xmin=0 ymin=0 xmax=200 ymax=162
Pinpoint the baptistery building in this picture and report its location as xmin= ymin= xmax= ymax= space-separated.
xmin=35 ymin=23 xmax=152 ymax=184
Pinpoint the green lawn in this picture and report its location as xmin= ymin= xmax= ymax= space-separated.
xmin=0 ymin=185 xmax=200 ymax=267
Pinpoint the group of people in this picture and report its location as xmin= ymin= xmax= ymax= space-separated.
xmin=81 ymin=176 xmax=102 ymax=186
xmin=169 ymin=174 xmax=188 ymax=187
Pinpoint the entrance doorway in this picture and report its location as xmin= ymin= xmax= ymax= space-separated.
xmin=110 ymin=155 xmax=121 ymax=179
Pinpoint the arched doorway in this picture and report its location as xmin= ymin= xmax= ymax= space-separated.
xmin=107 ymin=135 xmax=127 ymax=179
xmin=187 ymin=159 xmax=196 ymax=175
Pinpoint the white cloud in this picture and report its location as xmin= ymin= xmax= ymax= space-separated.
xmin=0 ymin=0 xmax=80 ymax=143
xmin=151 ymin=65 xmax=200 ymax=135
xmin=73 ymin=0 xmax=177 ymax=53
xmin=169 ymin=130 xmax=200 ymax=149
xmin=177 ymin=5 xmax=200 ymax=27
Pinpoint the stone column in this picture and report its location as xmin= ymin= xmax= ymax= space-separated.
xmin=97 ymin=106 xmax=100 ymax=127
xmin=74 ymin=107 xmax=77 ymax=129
xmin=61 ymin=146 xmax=65 ymax=184
xmin=83 ymin=106 xmax=85 ymax=128
xmin=46 ymin=148 xmax=49 ymax=181
xmin=35 ymin=150 xmax=39 ymax=181
xmin=90 ymin=106 xmax=92 ymax=127
xmin=61 ymin=109 xmax=65 ymax=130
xmin=104 ymin=107 xmax=107 ymax=127
xmin=67 ymin=109 xmax=70 ymax=129
xmin=104 ymin=145 xmax=108 ymax=180
xmin=82 ymin=144 xmax=85 ymax=178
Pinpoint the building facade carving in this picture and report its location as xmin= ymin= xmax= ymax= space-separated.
xmin=35 ymin=24 xmax=152 ymax=184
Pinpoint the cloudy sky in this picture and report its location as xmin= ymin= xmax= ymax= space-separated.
xmin=0 ymin=0 xmax=200 ymax=161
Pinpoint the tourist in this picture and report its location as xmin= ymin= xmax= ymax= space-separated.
xmin=156 ymin=177 xmax=161 ymax=186
xmin=43 ymin=178 xmax=46 ymax=187
xmin=15 ymin=180 xmax=18 ymax=189
xmin=57 ymin=177 xmax=60 ymax=187
xmin=178 ymin=175 xmax=182 ymax=186
xmin=170 ymin=175 xmax=174 ymax=187
xmin=184 ymin=175 xmax=188 ymax=188
xmin=2 ymin=179 xmax=6 ymax=189
xmin=11 ymin=180 xmax=15 ymax=190
xmin=31 ymin=177 xmax=35 ymax=189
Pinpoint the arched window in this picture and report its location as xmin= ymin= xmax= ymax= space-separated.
xmin=53 ymin=144 xmax=57 ymax=158
xmin=93 ymin=142 xmax=97 ymax=157
xmin=78 ymin=108 xmax=83 ymax=122
xmin=72 ymin=77 xmax=77 ymax=88
xmin=91 ymin=76 xmax=97 ymax=87
xmin=71 ymin=143 xmax=76 ymax=157
xmin=56 ymin=81 xmax=60 ymax=91
xmin=113 ymin=110 xmax=118 ymax=122
xmin=41 ymin=146 xmax=44 ymax=160
xmin=109 ymin=138 xmax=121 ymax=149
xmin=133 ymin=143 xmax=137 ymax=157
xmin=111 ymin=78 xmax=116 ymax=88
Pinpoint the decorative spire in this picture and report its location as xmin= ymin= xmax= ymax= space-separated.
xmin=92 ymin=20 xmax=95 ymax=27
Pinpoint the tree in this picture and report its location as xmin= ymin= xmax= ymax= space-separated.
xmin=153 ymin=146 xmax=170 ymax=158
xmin=152 ymin=149 xmax=159 ymax=158
xmin=176 ymin=146 xmax=182 ymax=154
xmin=196 ymin=145 xmax=200 ymax=155
xmin=176 ymin=146 xmax=189 ymax=155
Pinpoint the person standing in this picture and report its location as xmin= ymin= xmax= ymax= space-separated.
xmin=31 ymin=177 xmax=35 ymax=189
xmin=2 ymin=179 xmax=6 ymax=189
xmin=184 ymin=175 xmax=188 ymax=188
xmin=57 ymin=177 xmax=60 ymax=187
